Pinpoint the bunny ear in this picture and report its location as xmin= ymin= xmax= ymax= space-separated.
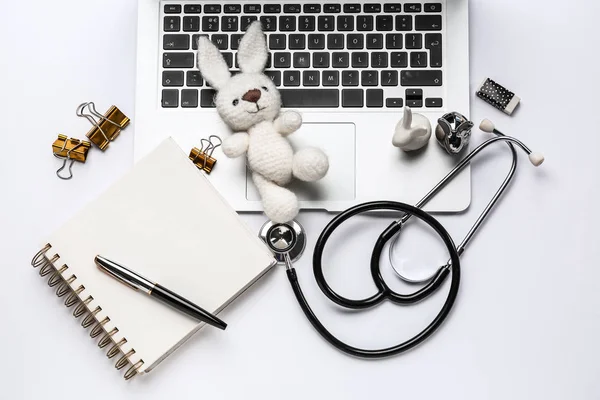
xmin=237 ymin=21 xmax=268 ymax=73
xmin=197 ymin=36 xmax=231 ymax=90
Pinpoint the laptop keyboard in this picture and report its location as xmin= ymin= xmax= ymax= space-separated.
xmin=160 ymin=2 xmax=445 ymax=109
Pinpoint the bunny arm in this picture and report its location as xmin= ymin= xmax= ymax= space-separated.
xmin=222 ymin=132 xmax=250 ymax=158
xmin=273 ymin=111 xmax=303 ymax=137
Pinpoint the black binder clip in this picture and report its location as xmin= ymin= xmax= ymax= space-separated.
xmin=189 ymin=135 xmax=222 ymax=174
xmin=52 ymin=134 xmax=92 ymax=180
xmin=77 ymin=102 xmax=130 ymax=151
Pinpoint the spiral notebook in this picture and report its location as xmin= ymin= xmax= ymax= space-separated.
xmin=30 ymin=138 xmax=276 ymax=380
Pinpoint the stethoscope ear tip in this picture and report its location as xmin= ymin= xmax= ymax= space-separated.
xmin=479 ymin=119 xmax=495 ymax=133
xmin=529 ymin=152 xmax=545 ymax=167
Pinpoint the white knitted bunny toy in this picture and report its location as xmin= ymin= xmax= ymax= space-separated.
xmin=197 ymin=21 xmax=329 ymax=223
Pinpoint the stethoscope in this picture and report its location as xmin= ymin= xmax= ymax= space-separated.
xmin=259 ymin=117 xmax=544 ymax=358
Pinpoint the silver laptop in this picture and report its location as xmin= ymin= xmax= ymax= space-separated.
xmin=134 ymin=0 xmax=471 ymax=213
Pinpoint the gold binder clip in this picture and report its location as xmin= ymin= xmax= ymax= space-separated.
xmin=76 ymin=102 xmax=130 ymax=151
xmin=189 ymin=135 xmax=222 ymax=174
xmin=52 ymin=134 xmax=92 ymax=180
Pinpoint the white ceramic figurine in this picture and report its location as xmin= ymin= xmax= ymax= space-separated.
xmin=197 ymin=22 xmax=329 ymax=223
xmin=392 ymin=107 xmax=432 ymax=152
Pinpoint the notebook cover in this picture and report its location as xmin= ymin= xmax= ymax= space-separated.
xmin=47 ymin=138 xmax=276 ymax=373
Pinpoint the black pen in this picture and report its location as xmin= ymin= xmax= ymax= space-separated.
xmin=94 ymin=255 xmax=227 ymax=330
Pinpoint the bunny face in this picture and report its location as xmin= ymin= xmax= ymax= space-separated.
xmin=197 ymin=21 xmax=280 ymax=131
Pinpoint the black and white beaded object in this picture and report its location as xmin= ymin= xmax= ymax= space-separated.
xmin=476 ymin=78 xmax=521 ymax=116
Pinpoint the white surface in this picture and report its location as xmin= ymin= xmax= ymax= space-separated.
xmin=45 ymin=138 xmax=275 ymax=372
xmin=1 ymin=0 xmax=600 ymax=399
xmin=134 ymin=0 xmax=472 ymax=213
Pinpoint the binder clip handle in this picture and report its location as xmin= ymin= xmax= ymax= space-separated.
xmin=54 ymin=141 xmax=83 ymax=180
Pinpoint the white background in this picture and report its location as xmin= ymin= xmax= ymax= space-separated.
xmin=1 ymin=0 xmax=599 ymax=399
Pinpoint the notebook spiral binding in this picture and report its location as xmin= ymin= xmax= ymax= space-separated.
xmin=31 ymin=244 xmax=144 ymax=380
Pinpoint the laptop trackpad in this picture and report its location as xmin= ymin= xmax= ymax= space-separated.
xmin=246 ymin=122 xmax=356 ymax=202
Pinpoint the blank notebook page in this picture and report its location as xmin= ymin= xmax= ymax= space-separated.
xmin=48 ymin=138 xmax=275 ymax=372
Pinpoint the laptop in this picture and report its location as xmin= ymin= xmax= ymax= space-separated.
xmin=134 ymin=0 xmax=471 ymax=213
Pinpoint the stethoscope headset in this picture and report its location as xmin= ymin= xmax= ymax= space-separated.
xmin=260 ymin=117 xmax=545 ymax=358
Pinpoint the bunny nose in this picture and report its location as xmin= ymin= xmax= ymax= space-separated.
xmin=242 ymin=89 xmax=262 ymax=103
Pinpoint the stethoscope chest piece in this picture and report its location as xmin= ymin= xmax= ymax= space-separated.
xmin=259 ymin=220 xmax=306 ymax=263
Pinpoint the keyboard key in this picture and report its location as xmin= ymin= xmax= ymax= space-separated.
xmin=284 ymin=4 xmax=301 ymax=13
xmin=308 ymin=34 xmax=325 ymax=49
xmin=260 ymin=16 xmax=277 ymax=31
xmin=163 ymin=52 xmax=194 ymax=68
xmin=366 ymin=33 xmax=384 ymax=49
xmin=225 ymin=4 xmax=241 ymax=13
xmin=318 ymin=16 xmax=335 ymax=31
xmin=204 ymin=4 xmax=221 ymax=13
xmin=327 ymin=34 xmax=344 ymax=49
xmin=386 ymin=98 xmax=404 ymax=107
xmin=366 ymin=89 xmax=383 ymax=108
xmin=411 ymin=52 xmax=428 ymax=67
xmin=324 ymin=4 xmax=341 ymax=13
xmin=357 ymin=16 xmax=374 ymax=31
xmin=162 ymin=89 xmax=179 ymax=107
xmin=164 ymin=16 xmax=180 ymax=32
xmin=371 ymin=52 xmax=388 ymax=67
xmin=202 ymin=16 xmax=219 ymax=31
xmin=416 ymin=15 xmax=442 ymax=31
xmin=323 ymin=71 xmax=339 ymax=86
xmin=405 ymin=4 xmax=422 ymax=12
xmin=280 ymin=89 xmax=340 ymax=107
xmin=313 ymin=52 xmax=330 ymax=67
xmin=187 ymin=71 xmax=203 ymax=86
xmin=391 ymin=52 xmax=408 ymax=67
xmin=303 ymin=71 xmax=320 ymax=86
xmin=426 ymin=98 xmax=443 ymax=107
xmin=304 ymin=4 xmax=321 ymax=13
xmin=344 ymin=4 xmax=361 ymax=13
xmin=222 ymin=16 xmax=239 ymax=31
xmin=293 ymin=52 xmax=310 ymax=68
xmin=342 ymin=70 xmax=359 ymax=86
xmin=183 ymin=16 xmax=200 ymax=32
xmin=396 ymin=15 xmax=413 ymax=31
xmin=425 ymin=33 xmax=442 ymax=67
xmin=284 ymin=71 xmax=301 ymax=86
xmin=351 ymin=52 xmax=368 ymax=68
xmin=184 ymin=5 xmax=201 ymax=13
xmin=163 ymin=71 xmax=184 ymax=86
xmin=201 ymin=89 xmax=217 ymax=107
xmin=164 ymin=5 xmax=181 ymax=13
xmin=163 ymin=34 xmax=190 ymax=50
xmin=231 ymin=34 xmax=243 ymax=49
xmin=401 ymin=70 xmax=442 ymax=86
xmin=376 ymin=15 xmax=393 ymax=31
xmin=280 ymin=16 xmax=296 ymax=31
xmin=406 ymin=33 xmax=423 ymax=49
xmin=337 ymin=16 xmax=354 ymax=31
xmin=244 ymin=4 xmax=261 ymax=13
xmin=384 ymin=3 xmax=402 ymax=12
xmin=386 ymin=33 xmax=403 ymax=49
xmin=264 ymin=4 xmax=281 ymax=13
xmin=299 ymin=16 xmax=316 ymax=31
xmin=407 ymin=99 xmax=423 ymax=108
xmin=347 ymin=34 xmax=364 ymax=49
xmin=241 ymin=16 xmax=258 ymax=31
xmin=361 ymin=71 xmax=378 ymax=86
xmin=289 ymin=34 xmax=306 ymax=49
xmin=211 ymin=34 xmax=228 ymax=50
xmin=364 ymin=4 xmax=382 ymax=13
xmin=269 ymin=34 xmax=286 ymax=49
xmin=342 ymin=89 xmax=363 ymax=107
xmin=381 ymin=70 xmax=399 ymax=86
xmin=181 ymin=89 xmax=199 ymax=107
xmin=265 ymin=70 xmax=282 ymax=86
xmin=406 ymin=89 xmax=423 ymax=100
xmin=425 ymin=3 xmax=442 ymax=12
xmin=332 ymin=52 xmax=349 ymax=68
xmin=192 ymin=34 xmax=208 ymax=50
xmin=274 ymin=52 xmax=291 ymax=68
